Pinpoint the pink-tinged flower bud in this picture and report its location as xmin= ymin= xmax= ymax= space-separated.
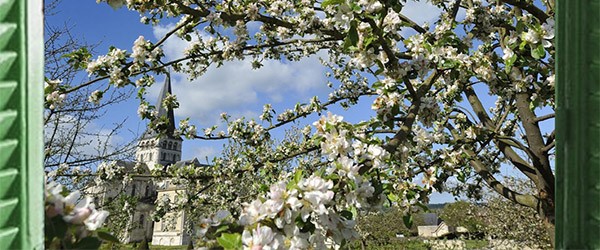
xmin=84 ymin=210 xmax=110 ymax=231
xmin=45 ymin=204 xmax=59 ymax=218
xmin=64 ymin=207 xmax=93 ymax=224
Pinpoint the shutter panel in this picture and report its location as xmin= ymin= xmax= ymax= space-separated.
xmin=556 ymin=0 xmax=600 ymax=248
xmin=0 ymin=0 xmax=43 ymax=249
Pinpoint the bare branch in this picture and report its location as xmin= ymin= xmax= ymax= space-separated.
xmin=500 ymin=0 xmax=550 ymax=21
xmin=534 ymin=113 xmax=555 ymax=122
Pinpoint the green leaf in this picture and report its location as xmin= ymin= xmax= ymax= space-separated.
xmin=516 ymin=20 xmax=525 ymax=34
xmin=388 ymin=193 xmax=399 ymax=202
xmin=300 ymin=220 xmax=316 ymax=233
xmin=62 ymin=47 xmax=91 ymax=70
xmin=294 ymin=169 xmax=303 ymax=183
xmin=457 ymin=171 xmax=466 ymax=182
xmin=259 ymin=184 xmax=269 ymax=192
xmin=363 ymin=36 xmax=375 ymax=49
xmin=519 ymin=40 xmax=528 ymax=50
xmin=295 ymin=214 xmax=316 ymax=233
xmin=346 ymin=21 xmax=359 ymax=48
xmin=216 ymin=224 xmax=230 ymax=234
xmin=218 ymin=233 xmax=242 ymax=250
xmin=72 ymin=237 xmax=102 ymax=249
xmin=45 ymin=216 xmax=68 ymax=240
xmin=505 ymin=53 xmax=517 ymax=70
xmin=321 ymin=0 xmax=344 ymax=8
xmin=96 ymin=229 xmax=120 ymax=243
xmin=403 ymin=214 xmax=413 ymax=229
xmin=287 ymin=170 xmax=303 ymax=189
xmin=441 ymin=59 xmax=458 ymax=69
xmin=107 ymin=0 xmax=125 ymax=9
xmin=391 ymin=1 xmax=404 ymax=12
xmin=531 ymin=44 xmax=546 ymax=59
xmin=340 ymin=210 xmax=353 ymax=220
xmin=350 ymin=206 xmax=358 ymax=219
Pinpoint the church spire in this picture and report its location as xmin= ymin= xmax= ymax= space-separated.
xmin=143 ymin=73 xmax=179 ymax=139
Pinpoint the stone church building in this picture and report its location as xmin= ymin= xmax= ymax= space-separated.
xmin=93 ymin=74 xmax=202 ymax=246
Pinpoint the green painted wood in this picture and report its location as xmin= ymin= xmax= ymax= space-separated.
xmin=0 ymin=0 xmax=43 ymax=249
xmin=23 ymin=0 xmax=44 ymax=248
xmin=556 ymin=0 xmax=600 ymax=248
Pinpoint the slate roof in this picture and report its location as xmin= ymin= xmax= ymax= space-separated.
xmin=142 ymin=73 xmax=181 ymax=140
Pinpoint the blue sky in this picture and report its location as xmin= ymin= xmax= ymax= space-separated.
xmin=48 ymin=1 xmax=555 ymax=204
xmin=47 ymin=0 xmax=444 ymax=158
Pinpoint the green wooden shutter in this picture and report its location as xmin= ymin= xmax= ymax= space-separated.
xmin=0 ymin=0 xmax=43 ymax=249
xmin=556 ymin=0 xmax=600 ymax=248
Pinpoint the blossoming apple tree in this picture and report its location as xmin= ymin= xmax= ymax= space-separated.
xmin=54 ymin=0 xmax=556 ymax=248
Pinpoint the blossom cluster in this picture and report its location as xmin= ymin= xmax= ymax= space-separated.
xmin=44 ymin=79 xmax=66 ymax=110
xmin=208 ymin=173 xmax=362 ymax=249
xmin=130 ymin=36 xmax=163 ymax=72
xmin=94 ymin=161 xmax=126 ymax=186
xmin=46 ymin=182 xmax=109 ymax=231
xmin=195 ymin=113 xmax=402 ymax=249
xmin=86 ymin=48 xmax=129 ymax=87
xmin=85 ymin=0 xmax=557 ymax=248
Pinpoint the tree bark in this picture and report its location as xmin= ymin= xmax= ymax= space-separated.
xmin=542 ymin=207 xmax=555 ymax=248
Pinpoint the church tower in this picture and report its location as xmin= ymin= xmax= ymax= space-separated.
xmin=135 ymin=73 xmax=183 ymax=171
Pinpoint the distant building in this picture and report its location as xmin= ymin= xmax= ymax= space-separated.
xmin=417 ymin=212 xmax=468 ymax=238
xmin=92 ymin=74 xmax=203 ymax=246
xmin=422 ymin=212 xmax=441 ymax=226
xmin=151 ymin=159 xmax=202 ymax=246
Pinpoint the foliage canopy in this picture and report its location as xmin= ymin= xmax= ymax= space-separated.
xmin=49 ymin=0 xmax=556 ymax=248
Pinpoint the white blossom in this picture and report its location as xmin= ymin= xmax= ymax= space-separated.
xmin=523 ymin=29 xmax=540 ymax=44
xmin=242 ymin=225 xmax=283 ymax=250
xmin=88 ymin=90 xmax=102 ymax=105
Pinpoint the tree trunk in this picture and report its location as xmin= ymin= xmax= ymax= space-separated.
xmin=544 ymin=217 xmax=555 ymax=248
xmin=539 ymin=195 xmax=555 ymax=248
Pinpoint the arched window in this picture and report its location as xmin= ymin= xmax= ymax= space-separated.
xmin=149 ymin=152 xmax=153 ymax=161
xmin=172 ymin=154 xmax=176 ymax=162
xmin=168 ymin=141 xmax=172 ymax=150
xmin=173 ymin=142 xmax=178 ymax=150
xmin=131 ymin=183 xmax=136 ymax=196
xmin=145 ymin=185 xmax=150 ymax=197
xmin=162 ymin=141 xmax=167 ymax=149
xmin=139 ymin=214 xmax=145 ymax=228
xmin=161 ymin=152 xmax=166 ymax=161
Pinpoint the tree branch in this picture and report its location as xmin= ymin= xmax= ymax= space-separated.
xmin=534 ymin=113 xmax=555 ymax=122
xmin=463 ymin=86 xmax=538 ymax=181
xmin=500 ymin=0 xmax=550 ymax=21
xmin=463 ymin=147 xmax=538 ymax=209
xmin=514 ymin=92 xmax=554 ymax=195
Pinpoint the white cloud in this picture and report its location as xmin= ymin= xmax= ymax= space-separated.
xmin=193 ymin=146 xmax=218 ymax=160
xmin=148 ymin=3 xmax=445 ymax=126
xmin=151 ymin=25 xmax=329 ymax=126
